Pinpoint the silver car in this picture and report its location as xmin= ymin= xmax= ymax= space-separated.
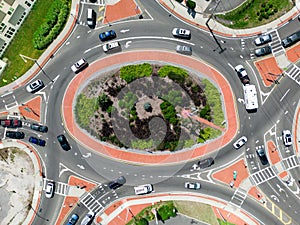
xmin=176 ymin=45 xmax=192 ymax=55
xmin=81 ymin=211 xmax=95 ymax=225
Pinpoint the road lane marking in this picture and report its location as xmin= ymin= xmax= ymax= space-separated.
xmin=280 ymin=89 xmax=290 ymax=102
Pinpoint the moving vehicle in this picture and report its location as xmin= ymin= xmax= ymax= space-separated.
xmin=172 ymin=28 xmax=191 ymax=39
xmin=176 ymin=45 xmax=192 ymax=55
xmin=235 ymin=65 xmax=250 ymax=85
xmin=30 ymin=123 xmax=48 ymax=133
xmin=45 ymin=182 xmax=54 ymax=198
xmin=99 ymin=30 xmax=116 ymax=42
xmin=6 ymin=131 xmax=25 ymax=139
xmin=81 ymin=211 xmax=95 ymax=225
xmin=1 ymin=119 xmax=22 ymax=128
xmin=184 ymin=182 xmax=201 ymax=190
xmin=71 ymin=58 xmax=88 ymax=73
xmin=243 ymin=84 xmax=258 ymax=112
xmin=254 ymin=34 xmax=272 ymax=46
xmin=57 ymin=134 xmax=71 ymax=150
xmin=233 ymin=136 xmax=247 ymax=149
xmin=67 ymin=213 xmax=79 ymax=225
xmin=109 ymin=176 xmax=126 ymax=189
xmin=255 ymin=46 xmax=272 ymax=57
xmin=282 ymin=31 xmax=300 ymax=48
xmin=198 ymin=157 xmax=214 ymax=169
xmin=26 ymin=79 xmax=44 ymax=93
xmin=87 ymin=8 xmax=96 ymax=28
xmin=282 ymin=130 xmax=292 ymax=146
xmin=29 ymin=136 xmax=46 ymax=147
xmin=256 ymin=148 xmax=269 ymax=165
xmin=134 ymin=184 xmax=153 ymax=195
xmin=103 ymin=41 xmax=120 ymax=52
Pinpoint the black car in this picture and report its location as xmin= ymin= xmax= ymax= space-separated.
xmin=254 ymin=46 xmax=272 ymax=57
xmin=99 ymin=30 xmax=116 ymax=42
xmin=29 ymin=136 xmax=46 ymax=147
xmin=109 ymin=176 xmax=126 ymax=189
xmin=6 ymin=131 xmax=25 ymax=139
xmin=256 ymin=148 xmax=269 ymax=165
xmin=57 ymin=134 xmax=71 ymax=150
xmin=198 ymin=157 xmax=214 ymax=169
xmin=282 ymin=31 xmax=300 ymax=48
xmin=30 ymin=123 xmax=48 ymax=133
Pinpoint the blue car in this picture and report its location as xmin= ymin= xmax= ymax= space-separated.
xmin=99 ymin=30 xmax=116 ymax=42
xmin=29 ymin=136 xmax=46 ymax=147
xmin=67 ymin=213 xmax=79 ymax=225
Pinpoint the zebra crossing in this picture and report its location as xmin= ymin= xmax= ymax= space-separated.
xmin=284 ymin=63 xmax=300 ymax=85
xmin=282 ymin=155 xmax=299 ymax=170
xmin=80 ymin=192 xmax=104 ymax=214
xmin=230 ymin=188 xmax=247 ymax=208
xmin=250 ymin=166 xmax=276 ymax=185
xmin=43 ymin=179 xmax=69 ymax=196
xmin=268 ymin=30 xmax=285 ymax=56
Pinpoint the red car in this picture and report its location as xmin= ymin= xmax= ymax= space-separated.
xmin=0 ymin=119 xmax=22 ymax=128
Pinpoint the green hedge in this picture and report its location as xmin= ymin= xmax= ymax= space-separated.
xmin=33 ymin=0 xmax=70 ymax=50
xmin=120 ymin=63 xmax=152 ymax=83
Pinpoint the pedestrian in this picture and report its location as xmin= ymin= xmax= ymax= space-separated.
xmin=230 ymin=181 xmax=234 ymax=188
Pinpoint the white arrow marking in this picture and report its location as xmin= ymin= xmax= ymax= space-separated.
xmin=120 ymin=29 xmax=130 ymax=33
xmin=82 ymin=152 xmax=92 ymax=158
xmin=191 ymin=164 xmax=198 ymax=170
xmin=271 ymin=195 xmax=280 ymax=202
xmin=36 ymin=91 xmax=47 ymax=102
xmin=125 ymin=41 xmax=132 ymax=48
xmin=77 ymin=164 xmax=85 ymax=170
xmin=238 ymin=98 xmax=244 ymax=104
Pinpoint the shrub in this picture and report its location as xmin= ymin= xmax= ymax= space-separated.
xmin=186 ymin=0 xmax=196 ymax=10
xmin=120 ymin=63 xmax=152 ymax=83
xmin=134 ymin=218 xmax=148 ymax=225
xmin=158 ymin=65 xmax=188 ymax=78
xmin=157 ymin=203 xmax=177 ymax=221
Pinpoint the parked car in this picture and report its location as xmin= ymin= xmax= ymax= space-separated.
xmin=57 ymin=134 xmax=71 ymax=150
xmin=198 ymin=157 xmax=214 ymax=169
xmin=0 ymin=119 xmax=22 ymax=128
xmin=87 ymin=8 xmax=96 ymax=28
xmin=172 ymin=28 xmax=191 ymax=39
xmin=235 ymin=65 xmax=250 ymax=85
xmin=67 ymin=213 xmax=79 ymax=225
xmin=255 ymin=46 xmax=272 ymax=57
xmin=103 ymin=41 xmax=120 ymax=52
xmin=6 ymin=131 xmax=25 ymax=139
xmin=282 ymin=31 xmax=300 ymax=48
xmin=30 ymin=123 xmax=48 ymax=133
xmin=109 ymin=176 xmax=126 ymax=189
xmin=233 ymin=136 xmax=247 ymax=149
xmin=134 ymin=184 xmax=153 ymax=195
xmin=80 ymin=211 xmax=95 ymax=225
xmin=71 ymin=58 xmax=88 ymax=73
xmin=254 ymin=34 xmax=272 ymax=46
xmin=45 ymin=182 xmax=54 ymax=198
xmin=99 ymin=30 xmax=116 ymax=42
xmin=29 ymin=136 xmax=46 ymax=147
xmin=176 ymin=45 xmax=192 ymax=55
xmin=26 ymin=79 xmax=44 ymax=93
xmin=184 ymin=182 xmax=201 ymax=190
xmin=282 ymin=130 xmax=292 ymax=146
xmin=256 ymin=148 xmax=269 ymax=165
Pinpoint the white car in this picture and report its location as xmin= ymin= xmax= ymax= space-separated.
xmin=81 ymin=211 xmax=95 ymax=225
xmin=26 ymin=79 xmax=44 ymax=93
xmin=254 ymin=34 xmax=272 ymax=46
xmin=103 ymin=41 xmax=120 ymax=52
xmin=45 ymin=182 xmax=54 ymax=198
xmin=172 ymin=28 xmax=191 ymax=39
xmin=71 ymin=58 xmax=88 ymax=73
xmin=134 ymin=184 xmax=153 ymax=195
xmin=233 ymin=136 xmax=247 ymax=149
xmin=185 ymin=182 xmax=201 ymax=190
xmin=282 ymin=130 xmax=292 ymax=146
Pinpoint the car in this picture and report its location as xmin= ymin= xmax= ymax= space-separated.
xmin=45 ymin=182 xmax=54 ymax=198
xmin=235 ymin=65 xmax=250 ymax=85
xmin=109 ymin=176 xmax=126 ymax=189
xmin=5 ymin=131 xmax=25 ymax=139
xmin=30 ymin=123 xmax=48 ymax=133
xmin=80 ymin=211 xmax=95 ymax=225
xmin=198 ymin=157 xmax=214 ymax=169
xmin=172 ymin=28 xmax=191 ymax=39
xmin=71 ymin=58 xmax=88 ymax=73
xmin=67 ymin=213 xmax=79 ymax=225
xmin=256 ymin=148 xmax=269 ymax=165
xmin=254 ymin=46 xmax=272 ymax=57
xmin=103 ymin=41 xmax=120 ymax=52
xmin=134 ymin=184 xmax=153 ymax=195
xmin=233 ymin=136 xmax=247 ymax=149
xmin=0 ymin=119 xmax=22 ymax=128
xmin=99 ymin=30 xmax=116 ymax=42
xmin=29 ymin=136 xmax=46 ymax=147
xmin=26 ymin=79 xmax=44 ymax=93
xmin=282 ymin=31 xmax=300 ymax=48
xmin=254 ymin=34 xmax=272 ymax=46
xmin=176 ymin=45 xmax=192 ymax=55
xmin=282 ymin=130 xmax=292 ymax=146
xmin=57 ymin=134 xmax=71 ymax=150
xmin=184 ymin=182 xmax=201 ymax=190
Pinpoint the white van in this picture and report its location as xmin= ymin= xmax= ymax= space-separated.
xmin=134 ymin=184 xmax=153 ymax=195
xmin=87 ymin=8 xmax=95 ymax=27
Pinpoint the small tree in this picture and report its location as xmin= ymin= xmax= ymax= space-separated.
xmin=186 ymin=0 xmax=196 ymax=10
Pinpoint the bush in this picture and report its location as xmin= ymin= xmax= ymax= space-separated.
xmin=120 ymin=63 xmax=152 ymax=83
xmin=134 ymin=218 xmax=148 ymax=225
xmin=186 ymin=0 xmax=196 ymax=10
xmin=157 ymin=203 xmax=177 ymax=221
xmin=158 ymin=65 xmax=188 ymax=78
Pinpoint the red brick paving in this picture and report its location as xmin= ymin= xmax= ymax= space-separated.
xmin=267 ymin=141 xmax=281 ymax=164
xmin=62 ymin=51 xmax=238 ymax=164
xmin=279 ymin=171 xmax=288 ymax=179
xmin=212 ymin=206 xmax=255 ymax=225
xmin=248 ymin=186 xmax=264 ymax=201
xmin=19 ymin=96 xmax=41 ymax=122
xmin=286 ymin=43 xmax=300 ymax=62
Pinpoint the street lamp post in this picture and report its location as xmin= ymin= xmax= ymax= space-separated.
xmin=21 ymin=103 xmax=40 ymax=117
xmin=34 ymin=60 xmax=54 ymax=83
xmin=104 ymin=16 xmax=112 ymax=26
xmin=70 ymin=13 xmax=79 ymax=24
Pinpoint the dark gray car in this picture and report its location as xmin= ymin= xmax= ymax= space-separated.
xmin=255 ymin=46 xmax=272 ymax=57
xmin=109 ymin=176 xmax=126 ymax=189
xmin=198 ymin=157 xmax=214 ymax=169
xmin=176 ymin=45 xmax=192 ymax=55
